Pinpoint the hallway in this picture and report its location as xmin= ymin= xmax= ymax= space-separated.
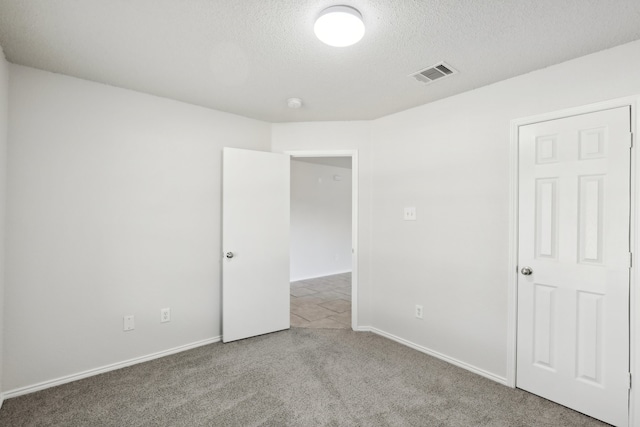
xmin=289 ymin=273 xmax=351 ymax=329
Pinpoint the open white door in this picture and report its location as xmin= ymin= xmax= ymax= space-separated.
xmin=222 ymin=148 xmax=290 ymax=343
xmin=517 ymin=107 xmax=631 ymax=426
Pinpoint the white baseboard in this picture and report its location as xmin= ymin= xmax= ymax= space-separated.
xmin=367 ymin=327 xmax=507 ymax=386
xmin=4 ymin=328 xmax=506 ymax=401
xmin=3 ymin=336 xmax=221 ymax=400
xmin=291 ymin=270 xmax=352 ymax=283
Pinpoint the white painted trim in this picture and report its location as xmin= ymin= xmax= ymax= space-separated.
xmin=629 ymin=97 xmax=639 ymax=427
xmin=369 ymin=327 xmax=507 ymax=385
xmin=284 ymin=150 xmax=359 ymax=331
xmin=508 ymin=96 xmax=639 ymax=427
xmin=506 ymin=111 xmax=520 ymax=388
xmin=3 ymin=336 xmax=221 ymax=399
xmin=355 ymin=326 xmax=505 ymax=384
xmin=0 ymin=393 xmax=4 ymax=409
xmin=291 ymin=269 xmax=353 ymax=283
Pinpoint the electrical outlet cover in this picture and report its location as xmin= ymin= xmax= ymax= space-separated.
xmin=404 ymin=207 xmax=417 ymax=221
xmin=123 ymin=315 xmax=135 ymax=331
xmin=161 ymin=308 xmax=171 ymax=323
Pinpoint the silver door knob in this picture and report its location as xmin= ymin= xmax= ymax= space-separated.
xmin=521 ymin=266 xmax=533 ymax=275
xmin=226 ymin=252 xmax=234 ymax=259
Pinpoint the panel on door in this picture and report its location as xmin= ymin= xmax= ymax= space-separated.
xmin=222 ymin=148 xmax=290 ymax=343
xmin=517 ymin=107 xmax=631 ymax=426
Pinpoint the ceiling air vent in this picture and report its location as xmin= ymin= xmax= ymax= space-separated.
xmin=410 ymin=62 xmax=457 ymax=84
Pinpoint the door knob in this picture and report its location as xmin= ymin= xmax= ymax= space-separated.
xmin=226 ymin=252 xmax=234 ymax=259
xmin=520 ymin=266 xmax=533 ymax=275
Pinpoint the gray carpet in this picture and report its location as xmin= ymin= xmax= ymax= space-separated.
xmin=0 ymin=328 xmax=607 ymax=426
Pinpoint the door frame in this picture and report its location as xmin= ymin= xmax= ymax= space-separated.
xmin=285 ymin=150 xmax=359 ymax=330
xmin=507 ymin=96 xmax=639 ymax=425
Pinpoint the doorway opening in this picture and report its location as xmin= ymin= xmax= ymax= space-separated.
xmin=285 ymin=150 xmax=358 ymax=330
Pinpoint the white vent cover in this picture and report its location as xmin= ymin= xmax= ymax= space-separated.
xmin=410 ymin=62 xmax=457 ymax=84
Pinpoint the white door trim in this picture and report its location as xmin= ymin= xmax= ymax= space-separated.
xmin=285 ymin=150 xmax=359 ymax=331
xmin=507 ymin=96 xmax=639 ymax=426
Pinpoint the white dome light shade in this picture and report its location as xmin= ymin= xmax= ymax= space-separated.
xmin=314 ymin=6 xmax=365 ymax=47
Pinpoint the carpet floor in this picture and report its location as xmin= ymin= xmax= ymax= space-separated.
xmin=0 ymin=328 xmax=607 ymax=426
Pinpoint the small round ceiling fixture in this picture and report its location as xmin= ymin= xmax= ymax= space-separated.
xmin=314 ymin=5 xmax=365 ymax=47
xmin=287 ymin=98 xmax=303 ymax=109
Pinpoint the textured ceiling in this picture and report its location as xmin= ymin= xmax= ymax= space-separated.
xmin=0 ymin=0 xmax=639 ymax=122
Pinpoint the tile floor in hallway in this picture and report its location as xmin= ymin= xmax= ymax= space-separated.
xmin=290 ymin=273 xmax=351 ymax=329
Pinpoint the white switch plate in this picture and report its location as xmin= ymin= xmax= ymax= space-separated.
xmin=161 ymin=307 xmax=171 ymax=323
xmin=123 ymin=315 xmax=135 ymax=331
xmin=404 ymin=207 xmax=417 ymax=221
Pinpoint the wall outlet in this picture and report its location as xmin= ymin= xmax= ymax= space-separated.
xmin=123 ymin=315 xmax=135 ymax=331
xmin=161 ymin=307 xmax=171 ymax=323
xmin=404 ymin=207 xmax=417 ymax=221
xmin=415 ymin=305 xmax=423 ymax=319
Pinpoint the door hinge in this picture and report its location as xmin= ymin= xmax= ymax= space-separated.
xmin=630 ymin=252 xmax=633 ymax=269
xmin=629 ymin=372 xmax=632 ymax=389
xmin=630 ymin=132 xmax=634 ymax=149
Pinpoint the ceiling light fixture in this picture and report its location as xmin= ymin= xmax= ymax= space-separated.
xmin=314 ymin=5 xmax=365 ymax=47
xmin=287 ymin=98 xmax=303 ymax=109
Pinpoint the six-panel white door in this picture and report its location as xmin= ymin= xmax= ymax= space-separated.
xmin=517 ymin=107 xmax=631 ymax=426
xmin=222 ymin=148 xmax=290 ymax=343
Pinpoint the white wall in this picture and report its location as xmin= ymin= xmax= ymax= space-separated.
xmin=271 ymin=40 xmax=640 ymax=382
xmin=4 ymin=65 xmax=271 ymax=392
xmin=0 ymin=46 xmax=9 ymax=405
xmin=4 ymin=37 xmax=640 ymax=403
xmin=290 ymin=159 xmax=352 ymax=281
xmin=271 ymin=121 xmax=373 ymax=327
xmin=369 ymin=39 xmax=640 ymax=380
